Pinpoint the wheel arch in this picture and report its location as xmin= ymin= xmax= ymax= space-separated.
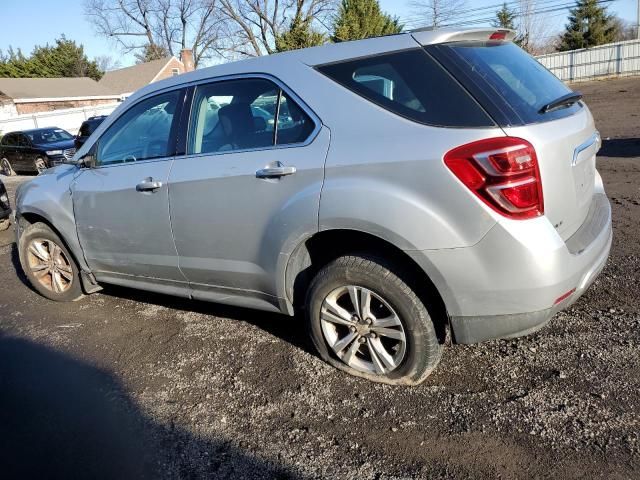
xmin=17 ymin=210 xmax=99 ymax=294
xmin=283 ymin=228 xmax=450 ymax=342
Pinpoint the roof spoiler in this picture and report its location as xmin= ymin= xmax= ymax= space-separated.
xmin=410 ymin=28 xmax=517 ymax=46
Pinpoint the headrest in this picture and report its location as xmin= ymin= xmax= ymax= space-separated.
xmin=217 ymin=103 xmax=255 ymax=138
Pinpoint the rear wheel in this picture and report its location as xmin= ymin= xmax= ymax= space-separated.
xmin=18 ymin=222 xmax=83 ymax=302
xmin=0 ymin=158 xmax=15 ymax=176
xmin=306 ymin=255 xmax=442 ymax=385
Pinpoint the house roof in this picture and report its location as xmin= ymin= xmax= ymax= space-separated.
xmin=98 ymin=57 xmax=180 ymax=95
xmin=0 ymin=77 xmax=117 ymax=101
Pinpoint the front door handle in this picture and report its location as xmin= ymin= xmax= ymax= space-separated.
xmin=256 ymin=162 xmax=296 ymax=179
xmin=136 ymin=177 xmax=163 ymax=192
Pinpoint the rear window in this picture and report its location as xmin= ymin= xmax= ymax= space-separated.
xmin=436 ymin=42 xmax=581 ymax=124
xmin=317 ymin=49 xmax=494 ymax=128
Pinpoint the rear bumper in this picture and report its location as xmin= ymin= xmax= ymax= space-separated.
xmin=408 ymin=192 xmax=612 ymax=343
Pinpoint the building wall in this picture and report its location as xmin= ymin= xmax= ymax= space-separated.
xmin=15 ymin=98 xmax=117 ymax=115
xmin=152 ymin=57 xmax=186 ymax=83
xmin=0 ymin=98 xmax=18 ymax=120
xmin=1 ymin=102 xmax=119 ymax=136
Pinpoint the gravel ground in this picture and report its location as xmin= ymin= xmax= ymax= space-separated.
xmin=0 ymin=77 xmax=639 ymax=479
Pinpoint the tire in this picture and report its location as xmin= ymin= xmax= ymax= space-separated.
xmin=0 ymin=158 xmax=15 ymax=176
xmin=34 ymin=157 xmax=47 ymax=174
xmin=18 ymin=222 xmax=84 ymax=302
xmin=306 ymin=254 xmax=442 ymax=386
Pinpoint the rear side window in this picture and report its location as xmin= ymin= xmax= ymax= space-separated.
xmin=2 ymin=134 xmax=16 ymax=146
xmin=317 ymin=49 xmax=494 ymax=128
xmin=432 ymin=42 xmax=580 ymax=125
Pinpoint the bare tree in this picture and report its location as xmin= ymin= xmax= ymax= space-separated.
xmin=516 ymin=0 xmax=554 ymax=55
xmin=84 ymin=0 xmax=224 ymax=66
xmin=95 ymin=55 xmax=122 ymax=71
xmin=216 ymin=0 xmax=335 ymax=58
xmin=408 ymin=0 xmax=467 ymax=28
xmin=611 ymin=16 xmax=637 ymax=42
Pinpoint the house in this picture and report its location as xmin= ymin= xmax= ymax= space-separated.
xmin=0 ymin=50 xmax=195 ymax=122
xmin=98 ymin=50 xmax=195 ymax=98
xmin=0 ymin=77 xmax=121 ymax=116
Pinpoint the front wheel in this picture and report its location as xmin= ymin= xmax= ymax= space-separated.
xmin=18 ymin=222 xmax=84 ymax=301
xmin=306 ymin=255 xmax=442 ymax=385
xmin=34 ymin=157 xmax=47 ymax=174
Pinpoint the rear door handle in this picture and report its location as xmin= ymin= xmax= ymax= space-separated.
xmin=136 ymin=178 xmax=163 ymax=192
xmin=256 ymin=162 xmax=296 ymax=179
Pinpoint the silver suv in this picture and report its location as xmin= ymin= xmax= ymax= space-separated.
xmin=14 ymin=29 xmax=612 ymax=385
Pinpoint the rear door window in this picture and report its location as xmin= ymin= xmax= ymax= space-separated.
xmin=317 ymin=49 xmax=494 ymax=128
xmin=17 ymin=134 xmax=30 ymax=147
xmin=188 ymin=77 xmax=316 ymax=155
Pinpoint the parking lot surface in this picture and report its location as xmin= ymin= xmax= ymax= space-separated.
xmin=1 ymin=77 xmax=639 ymax=479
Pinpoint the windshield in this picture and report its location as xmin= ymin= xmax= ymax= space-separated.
xmin=441 ymin=42 xmax=580 ymax=124
xmin=26 ymin=128 xmax=74 ymax=144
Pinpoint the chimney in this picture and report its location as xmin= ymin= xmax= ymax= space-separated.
xmin=180 ymin=49 xmax=195 ymax=72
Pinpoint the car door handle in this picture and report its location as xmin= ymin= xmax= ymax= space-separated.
xmin=255 ymin=163 xmax=296 ymax=178
xmin=136 ymin=178 xmax=163 ymax=192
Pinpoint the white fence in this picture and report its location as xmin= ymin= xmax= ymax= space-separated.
xmin=0 ymin=102 xmax=119 ymax=136
xmin=537 ymin=39 xmax=640 ymax=82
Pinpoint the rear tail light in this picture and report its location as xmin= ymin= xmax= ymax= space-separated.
xmin=444 ymin=137 xmax=544 ymax=220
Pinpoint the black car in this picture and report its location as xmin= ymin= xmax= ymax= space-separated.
xmin=0 ymin=178 xmax=10 ymax=231
xmin=75 ymin=115 xmax=108 ymax=150
xmin=0 ymin=128 xmax=76 ymax=175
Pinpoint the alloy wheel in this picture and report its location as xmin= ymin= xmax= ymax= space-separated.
xmin=320 ymin=285 xmax=407 ymax=375
xmin=35 ymin=158 xmax=47 ymax=173
xmin=26 ymin=239 xmax=74 ymax=293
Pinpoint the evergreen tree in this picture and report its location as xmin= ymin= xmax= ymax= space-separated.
xmin=0 ymin=37 xmax=102 ymax=80
xmin=492 ymin=2 xmax=528 ymax=49
xmin=275 ymin=16 xmax=327 ymax=52
xmin=134 ymin=44 xmax=171 ymax=64
xmin=332 ymin=0 xmax=403 ymax=43
xmin=493 ymin=2 xmax=516 ymax=30
xmin=558 ymin=0 xmax=617 ymax=51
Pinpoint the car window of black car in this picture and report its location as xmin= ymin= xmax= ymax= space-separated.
xmin=2 ymin=134 xmax=16 ymax=146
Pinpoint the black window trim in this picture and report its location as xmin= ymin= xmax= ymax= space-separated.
xmin=177 ymin=72 xmax=322 ymax=160
xmin=92 ymin=87 xmax=188 ymax=169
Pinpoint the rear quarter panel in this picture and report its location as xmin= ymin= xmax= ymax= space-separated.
xmin=304 ymin=71 xmax=501 ymax=250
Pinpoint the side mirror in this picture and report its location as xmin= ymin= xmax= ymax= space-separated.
xmin=79 ymin=144 xmax=98 ymax=168
xmin=80 ymin=153 xmax=97 ymax=169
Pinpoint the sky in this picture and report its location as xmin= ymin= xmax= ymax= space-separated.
xmin=0 ymin=0 xmax=637 ymax=68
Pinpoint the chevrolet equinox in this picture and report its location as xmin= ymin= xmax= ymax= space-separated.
xmin=14 ymin=28 xmax=612 ymax=385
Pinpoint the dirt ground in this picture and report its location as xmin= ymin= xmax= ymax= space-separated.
xmin=0 ymin=76 xmax=639 ymax=479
